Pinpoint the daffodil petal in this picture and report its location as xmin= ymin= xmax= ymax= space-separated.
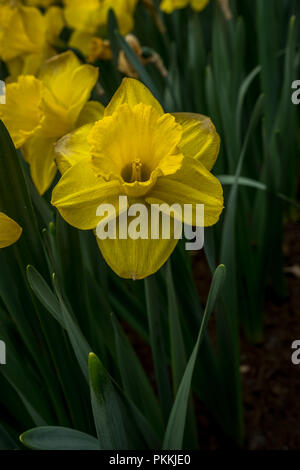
xmin=69 ymin=30 xmax=94 ymax=57
xmin=96 ymin=209 xmax=179 ymax=280
xmin=64 ymin=0 xmax=100 ymax=34
xmin=190 ymin=0 xmax=210 ymax=11
xmin=173 ymin=112 xmax=220 ymax=170
xmin=160 ymin=0 xmax=188 ymax=14
xmin=0 ymin=75 xmax=44 ymax=148
xmin=0 ymin=4 xmax=45 ymax=62
xmin=76 ymin=101 xmax=105 ymax=127
xmin=146 ymin=157 xmax=224 ymax=226
xmin=45 ymin=6 xmax=65 ymax=45
xmin=105 ymin=78 xmax=163 ymax=116
xmin=39 ymin=51 xmax=99 ymax=126
xmin=22 ymin=136 xmax=57 ymax=195
xmin=51 ymin=160 xmax=122 ymax=230
xmin=55 ymin=123 xmax=94 ymax=175
xmin=0 ymin=212 xmax=22 ymax=248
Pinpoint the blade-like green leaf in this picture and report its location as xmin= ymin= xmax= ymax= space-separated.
xmin=163 ymin=265 xmax=226 ymax=450
xmin=20 ymin=427 xmax=99 ymax=450
xmin=88 ymin=353 xmax=145 ymax=450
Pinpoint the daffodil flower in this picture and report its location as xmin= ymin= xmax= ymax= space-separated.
xmin=160 ymin=0 xmax=210 ymax=14
xmin=52 ymin=78 xmax=223 ymax=280
xmin=64 ymin=0 xmax=138 ymax=36
xmin=64 ymin=0 xmax=138 ymax=60
xmin=0 ymin=51 xmax=102 ymax=194
xmin=0 ymin=212 xmax=22 ymax=249
xmin=0 ymin=2 xmax=65 ymax=79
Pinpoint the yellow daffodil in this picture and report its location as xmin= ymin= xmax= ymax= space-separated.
xmin=0 ymin=212 xmax=22 ymax=249
xmin=52 ymin=78 xmax=223 ymax=280
xmin=0 ymin=2 xmax=65 ymax=79
xmin=0 ymin=51 xmax=102 ymax=194
xmin=63 ymin=0 xmax=138 ymax=36
xmin=160 ymin=0 xmax=210 ymax=13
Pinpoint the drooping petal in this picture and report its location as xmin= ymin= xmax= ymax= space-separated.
xmin=146 ymin=157 xmax=224 ymax=226
xmin=51 ymin=160 xmax=122 ymax=230
xmin=0 ymin=212 xmax=22 ymax=249
xmin=0 ymin=75 xmax=44 ymax=148
xmin=22 ymin=135 xmax=57 ymax=195
xmin=105 ymin=78 xmax=163 ymax=116
xmin=96 ymin=206 xmax=179 ymax=279
xmin=173 ymin=112 xmax=220 ymax=170
xmin=55 ymin=123 xmax=94 ymax=174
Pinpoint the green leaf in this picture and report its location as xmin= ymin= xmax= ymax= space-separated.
xmin=88 ymin=353 xmax=145 ymax=450
xmin=163 ymin=265 xmax=226 ymax=450
xmin=0 ymin=121 xmax=43 ymax=269
xmin=218 ymin=175 xmax=300 ymax=208
xmin=111 ymin=315 xmax=164 ymax=437
xmin=0 ymin=424 xmax=20 ymax=450
xmin=20 ymin=427 xmax=99 ymax=450
xmin=165 ymin=261 xmax=187 ymax=393
xmin=115 ymin=31 xmax=162 ymax=102
xmin=144 ymin=275 xmax=173 ymax=422
xmin=27 ymin=265 xmax=92 ymax=382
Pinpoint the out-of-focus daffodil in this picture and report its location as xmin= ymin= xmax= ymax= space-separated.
xmin=0 ymin=212 xmax=22 ymax=249
xmin=0 ymin=2 xmax=65 ymax=79
xmin=160 ymin=0 xmax=209 ymax=13
xmin=64 ymin=0 xmax=138 ymax=36
xmin=0 ymin=51 xmax=102 ymax=194
xmin=52 ymin=78 xmax=223 ymax=280
xmin=69 ymin=32 xmax=112 ymax=62
xmin=65 ymin=0 xmax=138 ymax=61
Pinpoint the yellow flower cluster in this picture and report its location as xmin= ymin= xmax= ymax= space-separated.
xmin=0 ymin=1 xmax=223 ymax=279
xmin=0 ymin=1 xmax=65 ymax=79
xmin=0 ymin=51 xmax=101 ymax=194
xmin=160 ymin=0 xmax=210 ymax=13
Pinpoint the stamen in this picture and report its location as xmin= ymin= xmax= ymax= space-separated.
xmin=130 ymin=159 xmax=143 ymax=182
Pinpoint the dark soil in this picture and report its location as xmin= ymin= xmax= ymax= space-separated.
xmin=126 ymin=216 xmax=300 ymax=450
xmin=192 ymin=216 xmax=300 ymax=450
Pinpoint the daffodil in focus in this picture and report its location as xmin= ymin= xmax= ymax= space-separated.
xmin=160 ymin=0 xmax=210 ymax=13
xmin=0 ymin=2 xmax=65 ymax=79
xmin=0 ymin=51 xmax=102 ymax=194
xmin=52 ymin=78 xmax=223 ymax=280
xmin=0 ymin=212 xmax=22 ymax=249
